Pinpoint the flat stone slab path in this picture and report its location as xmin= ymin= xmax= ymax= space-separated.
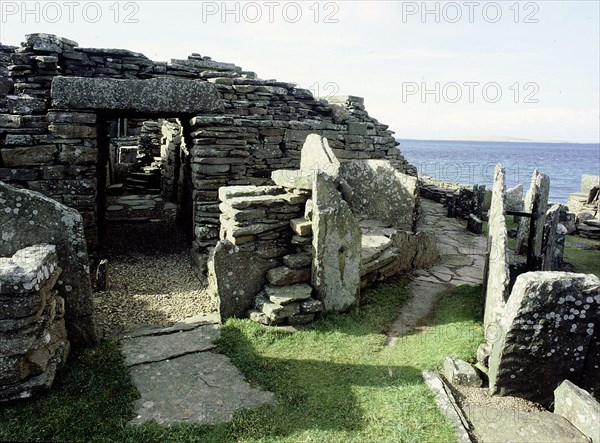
xmin=121 ymin=313 xmax=274 ymax=425
xmin=387 ymin=199 xmax=487 ymax=344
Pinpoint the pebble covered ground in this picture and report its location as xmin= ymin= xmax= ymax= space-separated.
xmin=93 ymin=194 xmax=216 ymax=339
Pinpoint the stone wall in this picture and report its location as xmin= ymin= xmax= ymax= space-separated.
xmin=419 ymin=174 xmax=487 ymax=221
xmin=0 ymin=33 xmax=412 ymax=272
xmin=160 ymin=120 xmax=183 ymax=201
xmin=0 ymin=244 xmax=69 ymax=401
xmin=208 ymin=135 xmax=434 ymax=326
xmin=0 ymin=181 xmax=95 ymax=346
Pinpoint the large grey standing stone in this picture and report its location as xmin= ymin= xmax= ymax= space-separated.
xmin=300 ymin=134 xmax=340 ymax=179
xmin=311 ymin=173 xmax=361 ymax=312
xmin=207 ymin=240 xmax=278 ymax=318
xmin=554 ymin=380 xmax=600 ymax=442
xmin=128 ymin=352 xmax=274 ymax=425
xmin=0 ymin=181 xmax=95 ymax=346
xmin=488 ymin=272 xmax=600 ymax=405
xmin=483 ymin=164 xmax=510 ymax=333
xmin=340 ymin=160 xmax=418 ymax=231
xmin=51 ymin=77 xmax=223 ymax=114
xmin=516 ymin=170 xmax=550 ymax=257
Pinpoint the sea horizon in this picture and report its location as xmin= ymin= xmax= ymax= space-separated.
xmin=397 ymin=138 xmax=600 ymax=205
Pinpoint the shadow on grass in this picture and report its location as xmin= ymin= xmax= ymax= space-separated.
xmin=0 ymin=280 xmax=481 ymax=442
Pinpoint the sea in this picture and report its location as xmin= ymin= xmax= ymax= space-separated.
xmin=398 ymin=139 xmax=600 ymax=204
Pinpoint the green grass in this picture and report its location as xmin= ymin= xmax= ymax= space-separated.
xmin=564 ymin=235 xmax=600 ymax=278
xmin=0 ymin=283 xmax=484 ymax=443
xmin=482 ymin=216 xmax=599 ymax=277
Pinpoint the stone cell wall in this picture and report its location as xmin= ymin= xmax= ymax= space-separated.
xmin=0 ymin=33 xmax=412 ymax=266
xmin=0 ymin=244 xmax=69 ymax=401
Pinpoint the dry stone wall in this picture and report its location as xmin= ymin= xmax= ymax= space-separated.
xmin=0 ymin=244 xmax=69 ymax=401
xmin=0 ymin=181 xmax=95 ymax=346
xmin=0 ymin=34 xmax=412 ymax=270
xmin=208 ymin=135 xmax=435 ymax=326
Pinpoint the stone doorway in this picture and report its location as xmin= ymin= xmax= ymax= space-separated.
xmin=47 ymin=76 xmax=223 ymax=337
xmin=92 ymin=115 xmax=215 ymax=338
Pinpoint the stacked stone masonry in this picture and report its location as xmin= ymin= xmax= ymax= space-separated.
xmin=0 ymin=244 xmax=69 ymax=402
xmin=0 ymin=34 xmax=412 ymax=269
xmin=208 ymin=135 xmax=437 ymax=326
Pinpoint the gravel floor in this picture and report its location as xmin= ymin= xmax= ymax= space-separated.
xmin=93 ymin=194 xmax=216 ymax=339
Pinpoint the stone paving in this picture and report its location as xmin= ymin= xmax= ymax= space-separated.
xmin=121 ymin=313 xmax=274 ymax=425
xmin=387 ymin=199 xmax=487 ymax=343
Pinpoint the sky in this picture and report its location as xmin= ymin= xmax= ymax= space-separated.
xmin=0 ymin=0 xmax=599 ymax=143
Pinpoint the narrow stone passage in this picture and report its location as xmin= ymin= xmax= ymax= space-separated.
xmin=387 ymin=199 xmax=487 ymax=344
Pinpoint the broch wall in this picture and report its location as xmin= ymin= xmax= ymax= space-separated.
xmin=0 ymin=34 xmax=413 ymax=273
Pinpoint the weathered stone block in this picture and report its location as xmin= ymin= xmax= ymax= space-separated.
xmin=290 ymin=218 xmax=312 ymax=236
xmin=266 ymin=267 xmax=310 ymax=286
xmin=0 ymin=114 xmax=22 ymax=128
xmin=0 ymin=182 xmax=96 ymax=346
xmin=443 ymin=357 xmax=482 ymax=387
xmin=271 ymin=169 xmax=313 ymax=190
xmin=488 ymin=272 xmax=600 ymax=405
xmin=283 ymin=253 xmax=311 ymax=269
xmin=0 ymin=145 xmax=57 ymax=167
xmin=300 ymin=298 xmax=323 ymax=314
xmin=484 ymin=164 xmax=510 ymax=332
xmin=516 ymin=170 xmax=550 ymax=257
xmin=261 ymin=301 xmax=300 ymax=321
xmin=312 ymin=173 xmax=361 ymax=312
xmin=554 ymin=380 xmax=600 ymax=442
xmin=51 ymin=77 xmax=223 ymax=114
xmin=300 ymin=134 xmax=340 ymax=179
xmin=265 ymin=284 xmax=312 ymax=304
xmin=48 ymin=124 xmax=96 ymax=139
xmin=207 ymin=240 xmax=278 ymax=318
xmin=340 ymin=160 xmax=418 ymax=231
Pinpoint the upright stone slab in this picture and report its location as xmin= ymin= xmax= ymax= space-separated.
xmin=340 ymin=160 xmax=418 ymax=231
xmin=484 ymin=164 xmax=510 ymax=332
xmin=311 ymin=173 xmax=361 ymax=312
xmin=207 ymin=240 xmax=278 ymax=318
xmin=542 ymin=203 xmax=564 ymax=271
xmin=488 ymin=272 xmax=600 ymax=405
xmin=0 ymin=182 xmax=95 ymax=346
xmin=516 ymin=170 xmax=550 ymax=258
xmin=300 ymin=134 xmax=340 ymax=179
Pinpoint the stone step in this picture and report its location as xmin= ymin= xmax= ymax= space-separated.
xmin=267 ymin=266 xmax=310 ymax=286
xmin=290 ymin=218 xmax=312 ymax=236
xmin=577 ymin=224 xmax=600 ymax=239
xmin=283 ymin=253 xmax=311 ymax=269
xmin=264 ymin=284 xmax=313 ymax=304
xmin=583 ymin=219 xmax=600 ymax=228
xmin=361 ymin=234 xmax=394 ymax=264
xmin=361 ymin=246 xmax=400 ymax=277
